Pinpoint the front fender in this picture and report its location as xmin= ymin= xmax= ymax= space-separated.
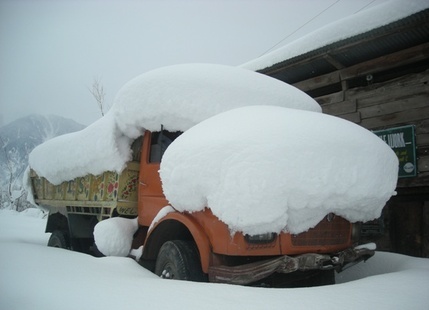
xmin=144 ymin=211 xmax=212 ymax=273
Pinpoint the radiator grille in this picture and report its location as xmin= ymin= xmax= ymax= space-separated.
xmin=291 ymin=214 xmax=350 ymax=246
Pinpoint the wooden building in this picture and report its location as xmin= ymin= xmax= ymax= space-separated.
xmin=246 ymin=4 xmax=429 ymax=257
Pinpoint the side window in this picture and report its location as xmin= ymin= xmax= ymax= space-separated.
xmin=149 ymin=130 xmax=182 ymax=163
xmin=130 ymin=136 xmax=143 ymax=162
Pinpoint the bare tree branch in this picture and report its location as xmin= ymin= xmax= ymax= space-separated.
xmin=89 ymin=77 xmax=106 ymax=116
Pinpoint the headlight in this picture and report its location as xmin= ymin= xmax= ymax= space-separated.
xmin=245 ymin=233 xmax=277 ymax=244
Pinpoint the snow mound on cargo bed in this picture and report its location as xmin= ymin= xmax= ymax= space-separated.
xmin=160 ymin=105 xmax=398 ymax=235
xmin=28 ymin=113 xmax=132 ymax=185
xmin=28 ymin=64 xmax=320 ymax=185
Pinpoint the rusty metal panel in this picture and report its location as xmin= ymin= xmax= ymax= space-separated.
xmin=291 ymin=215 xmax=350 ymax=247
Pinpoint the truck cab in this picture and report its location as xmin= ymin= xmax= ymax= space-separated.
xmin=134 ymin=129 xmax=373 ymax=287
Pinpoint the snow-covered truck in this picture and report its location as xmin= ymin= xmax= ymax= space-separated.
xmin=27 ymin=64 xmax=398 ymax=287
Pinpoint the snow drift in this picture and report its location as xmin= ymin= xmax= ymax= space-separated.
xmin=28 ymin=63 xmax=320 ymax=185
xmin=160 ymin=105 xmax=398 ymax=235
xmin=2 ymin=210 xmax=429 ymax=310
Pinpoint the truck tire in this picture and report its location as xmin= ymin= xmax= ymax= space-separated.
xmin=47 ymin=230 xmax=70 ymax=249
xmin=155 ymin=240 xmax=206 ymax=282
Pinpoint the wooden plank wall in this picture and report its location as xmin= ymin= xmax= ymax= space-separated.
xmin=293 ymin=42 xmax=429 ymax=189
xmin=291 ymin=43 xmax=429 ymax=257
xmin=314 ymin=69 xmax=429 ymax=187
xmin=315 ymin=70 xmax=429 ymax=186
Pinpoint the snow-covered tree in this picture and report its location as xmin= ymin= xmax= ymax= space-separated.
xmin=0 ymin=136 xmax=30 ymax=210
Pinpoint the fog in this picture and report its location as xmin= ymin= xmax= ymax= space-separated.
xmin=0 ymin=0 xmax=389 ymax=126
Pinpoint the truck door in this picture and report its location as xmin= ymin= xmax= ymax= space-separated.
xmin=138 ymin=130 xmax=182 ymax=226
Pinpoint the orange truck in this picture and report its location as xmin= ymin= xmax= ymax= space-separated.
xmin=30 ymin=128 xmax=374 ymax=287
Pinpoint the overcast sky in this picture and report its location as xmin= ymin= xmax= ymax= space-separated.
xmin=0 ymin=0 xmax=389 ymax=127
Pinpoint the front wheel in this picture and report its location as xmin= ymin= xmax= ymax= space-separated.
xmin=155 ymin=240 xmax=207 ymax=282
xmin=47 ymin=230 xmax=70 ymax=249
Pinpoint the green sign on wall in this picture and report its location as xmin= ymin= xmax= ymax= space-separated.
xmin=373 ymin=125 xmax=417 ymax=178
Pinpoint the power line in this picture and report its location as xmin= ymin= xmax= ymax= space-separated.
xmin=259 ymin=0 xmax=341 ymax=57
xmin=354 ymin=0 xmax=377 ymax=13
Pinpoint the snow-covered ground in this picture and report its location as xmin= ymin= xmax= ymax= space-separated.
xmin=1 ymin=209 xmax=429 ymax=310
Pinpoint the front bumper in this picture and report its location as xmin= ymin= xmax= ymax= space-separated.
xmin=208 ymin=243 xmax=375 ymax=285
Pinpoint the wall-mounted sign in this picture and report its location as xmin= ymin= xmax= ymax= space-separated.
xmin=373 ymin=125 xmax=417 ymax=178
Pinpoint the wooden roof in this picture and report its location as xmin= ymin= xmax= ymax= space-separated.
xmin=257 ymin=8 xmax=429 ymax=95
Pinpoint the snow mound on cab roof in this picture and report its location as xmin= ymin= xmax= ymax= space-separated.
xmin=160 ymin=106 xmax=398 ymax=235
xmin=111 ymin=63 xmax=321 ymax=137
xmin=28 ymin=64 xmax=320 ymax=185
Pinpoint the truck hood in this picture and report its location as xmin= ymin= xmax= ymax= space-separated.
xmin=160 ymin=105 xmax=398 ymax=235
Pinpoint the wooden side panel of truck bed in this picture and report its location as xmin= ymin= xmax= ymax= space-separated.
xmin=30 ymin=162 xmax=140 ymax=218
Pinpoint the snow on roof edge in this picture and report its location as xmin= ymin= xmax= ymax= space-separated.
xmin=241 ymin=0 xmax=429 ymax=72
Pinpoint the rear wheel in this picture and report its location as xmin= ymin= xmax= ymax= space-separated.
xmin=155 ymin=240 xmax=207 ymax=282
xmin=47 ymin=230 xmax=70 ymax=249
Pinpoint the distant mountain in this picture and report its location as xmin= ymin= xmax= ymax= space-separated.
xmin=0 ymin=114 xmax=85 ymax=189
